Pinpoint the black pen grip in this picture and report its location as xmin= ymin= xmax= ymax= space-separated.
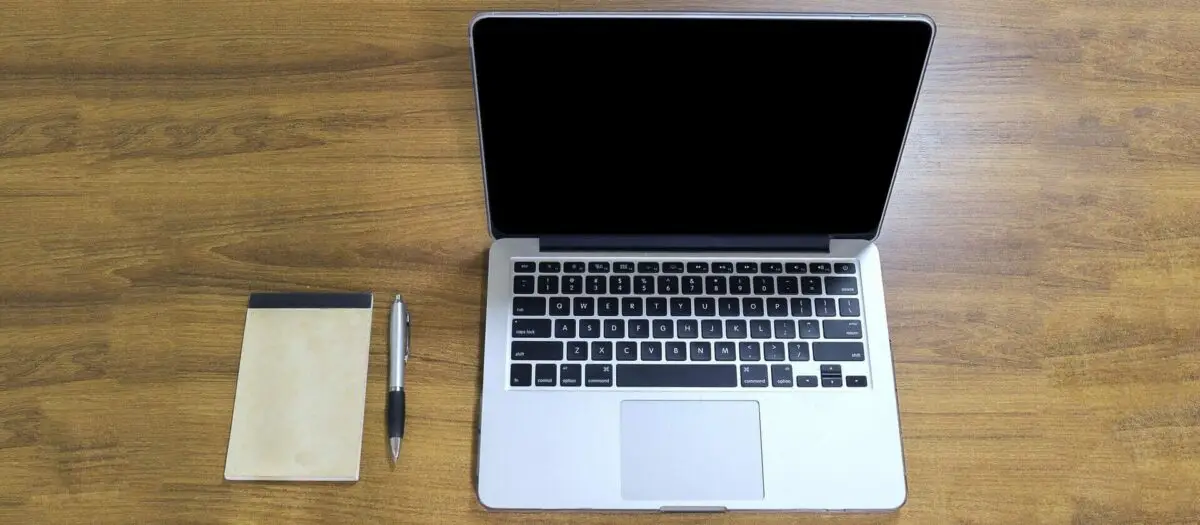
xmin=387 ymin=389 xmax=406 ymax=438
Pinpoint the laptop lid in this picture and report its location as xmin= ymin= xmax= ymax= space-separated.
xmin=469 ymin=13 xmax=935 ymax=243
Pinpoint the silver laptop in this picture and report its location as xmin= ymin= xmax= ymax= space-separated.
xmin=471 ymin=12 xmax=935 ymax=512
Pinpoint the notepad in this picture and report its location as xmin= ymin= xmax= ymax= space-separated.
xmin=224 ymin=292 xmax=373 ymax=482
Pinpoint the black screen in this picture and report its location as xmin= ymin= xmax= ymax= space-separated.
xmin=471 ymin=15 xmax=934 ymax=238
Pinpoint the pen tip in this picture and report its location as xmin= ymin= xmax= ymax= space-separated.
xmin=390 ymin=437 xmax=402 ymax=462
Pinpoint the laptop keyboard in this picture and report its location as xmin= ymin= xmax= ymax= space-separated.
xmin=507 ymin=259 xmax=869 ymax=390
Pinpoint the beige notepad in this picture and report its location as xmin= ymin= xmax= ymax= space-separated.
xmin=225 ymin=292 xmax=373 ymax=482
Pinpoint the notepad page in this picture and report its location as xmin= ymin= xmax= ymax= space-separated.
xmin=224 ymin=305 xmax=372 ymax=481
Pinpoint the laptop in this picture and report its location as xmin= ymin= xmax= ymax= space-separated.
xmin=470 ymin=12 xmax=935 ymax=512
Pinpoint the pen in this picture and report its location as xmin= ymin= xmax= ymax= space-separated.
xmin=388 ymin=295 xmax=410 ymax=464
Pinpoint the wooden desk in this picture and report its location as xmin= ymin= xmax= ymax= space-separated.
xmin=2 ymin=1 xmax=1197 ymax=523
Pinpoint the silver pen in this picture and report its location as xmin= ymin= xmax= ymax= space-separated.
xmin=388 ymin=295 xmax=410 ymax=463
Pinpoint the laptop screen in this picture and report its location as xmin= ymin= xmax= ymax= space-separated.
xmin=471 ymin=15 xmax=934 ymax=239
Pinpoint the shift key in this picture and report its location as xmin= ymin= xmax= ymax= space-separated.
xmin=511 ymin=341 xmax=563 ymax=360
xmin=512 ymin=318 xmax=551 ymax=338
xmin=813 ymin=342 xmax=865 ymax=361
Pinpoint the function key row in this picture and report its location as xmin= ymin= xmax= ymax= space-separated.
xmin=514 ymin=274 xmax=859 ymax=296
xmin=515 ymin=261 xmax=856 ymax=275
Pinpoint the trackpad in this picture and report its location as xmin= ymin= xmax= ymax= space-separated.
xmin=620 ymin=400 xmax=764 ymax=501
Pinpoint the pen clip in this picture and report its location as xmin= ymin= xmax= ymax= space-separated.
xmin=403 ymin=312 xmax=411 ymax=362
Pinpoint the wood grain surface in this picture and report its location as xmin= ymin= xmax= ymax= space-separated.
xmin=2 ymin=0 xmax=1198 ymax=523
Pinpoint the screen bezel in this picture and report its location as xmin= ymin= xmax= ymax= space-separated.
xmin=468 ymin=12 xmax=937 ymax=242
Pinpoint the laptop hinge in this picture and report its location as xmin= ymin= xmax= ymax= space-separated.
xmin=539 ymin=235 xmax=830 ymax=253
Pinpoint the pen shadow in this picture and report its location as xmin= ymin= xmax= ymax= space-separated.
xmin=469 ymin=250 xmax=487 ymax=497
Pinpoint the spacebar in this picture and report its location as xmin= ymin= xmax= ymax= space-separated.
xmin=615 ymin=364 xmax=738 ymax=387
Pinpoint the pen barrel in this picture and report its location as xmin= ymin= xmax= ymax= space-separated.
xmin=387 ymin=389 xmax=406 ymax=438
xmin=388 ymin=307 xmax=407 ymax=389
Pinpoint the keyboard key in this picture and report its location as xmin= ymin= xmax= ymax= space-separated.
xmin=715 ymin=342 xmax=736 ymax=361
xmin=514 ymin=276 xmax=535 ymax=294
xmin=591 ymin=342 xmax=613 ymax=361
xmin=670 ymin=298 xmax=692 ymax=316
xmin=712 ymin=262 xmax=734 ymax=273
xmin=629 ymin=320 xmax=649 ymax=338
xmin=657 ymin=276 xmax=679 ymax=294
xmin=801 ymin=277 xmax=822 ymax=295
xmin=736 ymin=262 xmax=758 ymax=273
xmin=564 ymin=262 xmax=586 ymax=273
xmin=743 ymin=298 xmax=764 ymax=317
xmin=705 ymin=276 xmax=728 ymax=294
xmin=778 ymin=276 xmax=799 ymax=295
xmin=785 ymin=262 xmax=807 ymax=274
xmin=788 ymin=342 xmax=810 ymax=361
xmin=637 ymin=262 xmax=659 ymax=273
xmin=652 ymin=320 xmax=673 ymax=338
xmin=585 ymin=276 xmax=606 ymax=294
xmin=603 ymin=319 xmax=625 ymax=338
xmin=796 ymin=375 xmax=818 ymax=387
xmin=740 ymin=364 xmax=768 ymax=387
xmin=549 ymin=297 xmax=570 ymax=316
xmin=585 ymin=364 xmax=613 ymax=387
xmin=835 ymin=263 xmax=856 ymax=274
xmin=753 ymin=276 xmax=775 ymax=295
xmin=822 ymin=377 xmax=843 ymax=388
xmin=634 ymin=276 xmax=654 ymax=294
xmin=640 ymin=342 xmax=663 ymax=361
xmin=512 ymin=319 xmax=550 ymax=338
xmin=791 ymin=298 xmax=813 ymax=317
xmin=764 ymin=342 xmax=785 ymax=361
xmin=560 ymin=364 xmax=582 ymax=386
xmin=816 ymin=298 xmax=837 ymax=317
xmin=513 ymin=297 xmax=545 ymax=316
xmin=718 ymin=298 xmax=740 ymax=316
xmin=682 ymin=276 xmax=703 ymax=295
xmin=599 ymin=298 xmax=620 ymax=316
xmin=646 ymin=297 xmax=668 ymax=316
xmin=739 ymin=342 xmax=761 ymax=361
xmin=588 ymin=262 xmax=610 ymax=273
xmin=616 ymin=364 xmax=738 ymax=387
xmin=823 ymin=320 xmax=863 ymax=339
xmin=694 ymin=298 xmax=716 ymax=316
xmin=687 ymin=262 xmax=709 ymax=273
xmin=701 ymin=320 xmax=722 ymax=339
xmin=567 ymin=342 xmax=588 ymax=361
xmin=514 ymin=261 xmax=535 ymax=273
xmin=726 ymin=320 xmax=747 ymax=339
xmin=813 ymin=342 xmax=865 ymax=361
xmin=511 ymin=341 xmax=564 ymax=360
xmin=810 ymin=262 xmax=832 ymax=274
xmin=610 ymin=276 xmax=631 ymax=294
xmin=839 ymin=298 xmax=861 ymax=317
xmin=825 ymin=276 xmax=859 ymax=295
xmin=762 ymin=262 xmax=783 ymax=274
xmin=573 ymin=297 xmax=594 ymax=316
xmin=767 ymin=298 xmax=788 ymax=317
xmin=535 ymin=363 xmax=557 ymax=386
xmin=730 ymin=276 xmax=751 ymax=294
xmin=616 ymin=342 xmax=637 ymax=360
xmin=663 ymin=262 xmax=685 ymax=273
xmin=770 ymin=364 xmax=793 ymax=387
xmin=538 ymin=262 xmax=561 ymax=273
xmin=690 ymin=342 xmax=712 ymax=361
xmin=622 ymin=297 xmax=643 ymax=316
xmin=774 ymin=320 xmax=796 ymax=339
xmin=800 ymin=320 xmax=821 ymax=339
xmin=666 ymin=342 xmax=687 ymax=361
xmin=510 ymin=364 xmax=532 ymax=386
xmin=821 ymin=364 xmax=842 ymax=376
xmin=554 ymin=319 xmax=576 ymax=338
xmin=750 ymin=320 xmax=771 ymax=339
xmin=579 ymin=319 xmax=601 ymax=338
xmin=614 ymin=262 xmax=635 ymax=273
xmin=847 ymin=375 xmax=868 ymax=387
xmin=677 ymin=320 xmax=698 ymax=339
xmin=538 ymin=275 xmax=559 ymax=294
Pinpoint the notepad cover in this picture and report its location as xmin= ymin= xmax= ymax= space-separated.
xmin=224 ymin=292 xmax=373 ymax=482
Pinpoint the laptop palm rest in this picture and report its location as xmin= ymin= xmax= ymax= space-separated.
xmin=619 ymin=400 xmax=765 ymax=501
